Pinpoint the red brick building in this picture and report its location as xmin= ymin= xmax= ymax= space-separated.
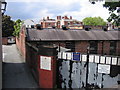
xmin=40 ymin=16 xmax=56 ymax=28
xmin=26 ymin=28 xmax=120 ymax=56
xmin=16 ymin=24 xmax=120 ymax=59
xmin=56 ymin=16 xmax=83 ymax=29
xmin=40 ymin=16 xmax=83 ymax=29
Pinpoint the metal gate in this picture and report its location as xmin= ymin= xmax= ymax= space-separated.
xmin=57 ymin=52 xmax=120 ymax=89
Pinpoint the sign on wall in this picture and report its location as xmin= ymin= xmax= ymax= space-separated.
xmin=72 ymin=52 xmax=80 ymax=61
xmin=40 ymin=56 xmax=51 ymax=70
xmin=98 ymin=64 xmax=110 ymax=74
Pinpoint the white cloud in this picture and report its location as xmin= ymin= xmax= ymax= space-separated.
xmin=62 ymin=0 xmax=109 ymax=21
xmin=30 ymin=9 xmax=54 ymax=23
xmin=35 ymin=9 xmax=54 ymax=19
xmin=6 ymin=0 xmax=110 ymax=22
xmin=6 ymin=0 xmax=41 ymax=2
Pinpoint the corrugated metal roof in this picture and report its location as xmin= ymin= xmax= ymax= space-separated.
xmin=26 ymin=29 xmax=120 ymax=41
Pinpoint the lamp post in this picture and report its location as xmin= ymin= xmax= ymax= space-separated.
xmin=85 ymin=46 xmax=90 ymax=89
xmin=0 ymin=0 xmax=7 ymax=89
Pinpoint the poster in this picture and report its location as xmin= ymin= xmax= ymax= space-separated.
xmin=118 ymin=58 xmax=120 ymax=65
xmin=58 ymin=52 xmax=61 ymax=59
xmin=106 ymin=57 xmax=111 ymax=64
xmin=98 ymin=64 xmax=110 ymax=74
xmin=40 ymin=56 xmax=51 ymax=70
xmin=67 ymin=52 xmax=72 ymax=60
xmin=112 ymin=57 xmax=117 ymax=65
xmin=95 ymin=55 xmax=99 ymax=63
xmin=82 ymin=55 xmax=87 ymax=62
xmin=89 ymin=55 xmax=94 ymax=62
xmin=100 ymin=56 xmax=105 ymax=64
xmin=62 ymin=52 xmax=67 ymax=59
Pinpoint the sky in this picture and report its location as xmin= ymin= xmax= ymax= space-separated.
xmin=5 ymin=0 xmax=110 ymax=23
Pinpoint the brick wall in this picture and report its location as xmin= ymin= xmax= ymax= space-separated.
xmin=97 ymin=41 xmax=103 ymax=54
xmin=103 ymin=41 xmax=110 ymax=55
xmin=16 ymin=27 xmax=26 ymax=59
xmin=116 ymin=41 xmax=120 ymax=56
xmin=97 ymin=41 xmax=112 ymax=55
xmin=2 ymin=37 xmax=8 ymax=45
xmin=35 ymin=40 xmax=119 ymax=56
xmin=75 ymin=41 xmax=89 ymax=53
xmin=44 ymin=22 xmax=56 ymax=28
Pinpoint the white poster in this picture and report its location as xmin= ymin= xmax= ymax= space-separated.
xmin=63 ymin=52 xmax=67 ymax=59
xmin=106 ymin=57 xmax=111 ymax=64
xmin=98 ymin=64 xmax=110 ymax=74
xmin=40 ymin=56 xmax=51 ymax=70
xmin=118 ymin=58 xmax=120 ymax=65
xmin=95 ymin=55 xmax=99 ymax=63
xmin=89 ymin=55 xmax=94 ymax=62
xmin=112 ymin=57 xmax=117 ymax=65
xmin=58 ymin=52 xmax=61 ymax=59
xmin=67 ymin=52 xmax=72 ymax=60
xmin=82 ymin=55 xmax=87 ymax=62
xmin=100 ymin=56 xmax=105 ymax=64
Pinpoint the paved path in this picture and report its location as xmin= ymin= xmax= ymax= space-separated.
xmin=2 ymin=44 xmax=38 ymax=88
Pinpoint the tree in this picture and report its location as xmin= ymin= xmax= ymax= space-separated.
xmin=13 ymin=19 xmax=22 ymax=37
xmin=103 ymin=2 xmax=120 ymax=26
xmin=2 ymin=15 xmax=14 ymax=37
xmin=89 ymin=0 xmax=120 ymax=26
xmin=82 ymin=17 xmax=106 ymax=26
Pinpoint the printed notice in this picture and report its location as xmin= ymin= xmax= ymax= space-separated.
xmin=98 ymin=64 xmax=110 ymax=74
xmin=40 ymin=56 xmax=51 ymax=70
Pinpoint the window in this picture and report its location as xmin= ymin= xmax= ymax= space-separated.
xmin=89 ymin=41 xmax=98 ymax=54
xmin=110 ymin=41 xmax=116 ymax=55
xmin=68 ymin=22 xmax=70 ymax=25
xmin=48 ymin=23 xmax=51 ymax=26
xmin=65 ymin=42 xmax=75 ymax=52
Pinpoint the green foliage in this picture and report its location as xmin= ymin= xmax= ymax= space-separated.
xmin=103 ymin=2 xmax=120 ymax=26
xmin=103 ymin=2 xmax=120 ymax=12
xmin=2 ymin=15 xmax=14 ymax=37
xmin=82 ymin=17 xmax=106 ymax=26
xmin=13 ymin=19 xmax=22 ymax=37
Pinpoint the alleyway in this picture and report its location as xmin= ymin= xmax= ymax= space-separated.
xmin=2 ymin=44 xmax=38 ymax=88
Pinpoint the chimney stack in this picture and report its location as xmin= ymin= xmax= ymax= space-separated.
xmin=47 ymin=16 xmax=49 ymax=20
xmin=64 ymin=16 xmax=68 ymax=19
xmin=70 ymin=16 xmax=72 ymax=19
xmin=57 ymin=16 xmax=61 ymax=20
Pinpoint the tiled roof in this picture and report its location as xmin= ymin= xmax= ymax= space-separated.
xmin=26 ymin=29 xmax=120 ymax=41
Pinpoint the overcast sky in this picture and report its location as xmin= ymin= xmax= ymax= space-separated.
xmin=5 ymin=0 xmax=110 ymax=23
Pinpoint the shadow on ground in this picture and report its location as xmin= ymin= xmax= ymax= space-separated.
xmin=2 ymin=62 xmax=38 ymax=88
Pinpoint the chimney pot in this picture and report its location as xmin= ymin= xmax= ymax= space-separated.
xmin=47 ymin=16 xmax=49 ymax=20
xmin=57 ymin=16 xmax=61 ymax=20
